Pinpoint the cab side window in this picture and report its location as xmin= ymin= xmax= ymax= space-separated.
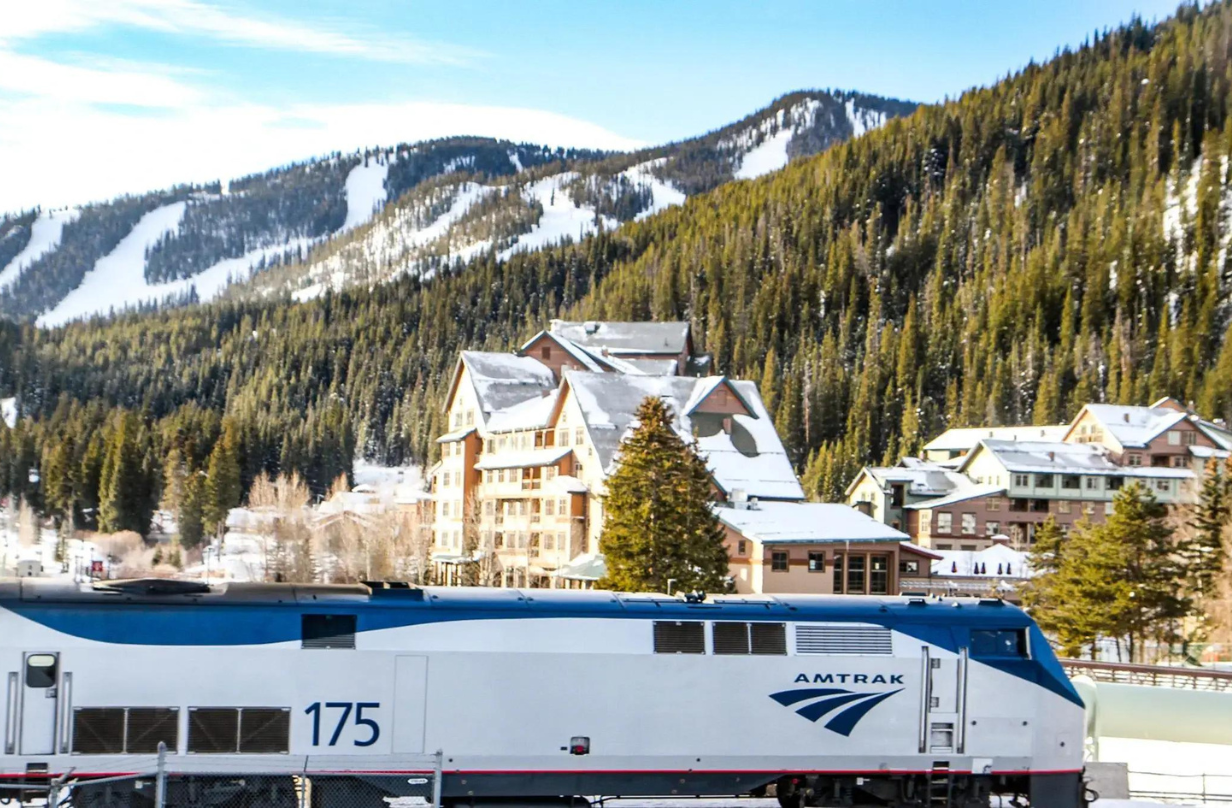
xmin=969 ymin=629 xmax=1028 ymax=658
xmin=25 ymin=654 xmax=57 ymax=688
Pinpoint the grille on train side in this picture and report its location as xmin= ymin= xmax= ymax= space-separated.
xmin=795 ymin=624 xmax=893 ymax=655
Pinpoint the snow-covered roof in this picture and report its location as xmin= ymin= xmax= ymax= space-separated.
xmin=852 ymin=462 xmax=968 ymax=498
xmin=967 ymin=439 xmax=1194 ymax=479
xmin=548 ymin=474 xmax=588 ymax=494
xmin=518 ymin=331 xmax=607 ymax=373
xmin=474 ymin=447 xmax=572 ymax=470
xmin=459 ymin=351 xmax=556 ymax=421
xmin=929 ymin=542 xmax=1030 ymax=580
xmin=1196 ymin=419 xmax=1232 ymax=450
xmin=1190 ymin=445 xmax=1232 ymax=460
xmin=1077 ymin=403 xmax=1189 ymax=448
xmin=436 ymin=427 xmax=476 ymax=443
xmin=923 ymin=425 xmax=1069 ymax=453
xmin=551 ymin=551 xmax=607 ymax=581
xmin=905 ymin=484 xmax=1007 ymax=511
xmin=563 ymin=371 xmax=804 ymax=500
xmin=548 ymin=320 xmax=690 ymax=355
xmin=485 ymin=389 xmax=558 ymax=433
xmin=714 ymin=502 xmax=908 ymax=545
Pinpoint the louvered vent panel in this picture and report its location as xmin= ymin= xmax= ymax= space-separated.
xmin=653 ymin=621 xmax=705 ymax=654
xmin=302 ymin=614 xmax=357 ymax=649
xmin=750 ymin=622 xmax=787 ymax=655
xmin=72 ymin=708 xmax=125 ymax=754
xmin=712 ymin=621 xmax=750 ymax=655
xmin=239 ymin=708 xmax=290 ymax=754
xmin=795 ymin=624 xmax=893 ymax=655
xmin=126 ymin=708 xmax=179 ymax=753
xmin=188 ymin=708 xmax=239 ymax=753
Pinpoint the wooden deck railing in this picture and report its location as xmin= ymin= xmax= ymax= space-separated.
xmin=1061 ymin=658 xmax=1232 ymax=692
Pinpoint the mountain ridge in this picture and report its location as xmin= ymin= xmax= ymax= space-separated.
xmin=0 ymin=89 xmax=915 ymax=325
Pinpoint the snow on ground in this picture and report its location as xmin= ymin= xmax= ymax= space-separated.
xmin=1098 ymin=737 xmax=1232 ymax=800
xmin=508 ymin=150 xmax=523 ymax=172
xmin=342 ymin=161 xmax=389 ymax=231
xmin=734 ymin=126 xmax=794 ymax=180
xmin=0 ymin=207 xmax=79 ymax=289
xmin=36 ymin=205 xmax=319 ymax=326
xmin=498 ymin=173 xmax=617 ymax=260
xmin=624 ymin=159 xmax=686 ymax=220
xmin=38 ymin=202 xmax=187 ymax=326
xmin=845 ymin=97 xmax=887 ymax=138
xmin=1 ymin=397 xmax=15 ymax=429
xmin=293 ymin=182 xmax=495 ymax=300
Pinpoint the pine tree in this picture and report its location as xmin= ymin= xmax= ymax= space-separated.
xmin=204 ymin=421 xmax=242 ymax=536
xmin=1187 ymin=459 xmax=1230 ymax=601
xmin=599 ymin=396 xmax=729 ymax=593
xmin=98 ymin=413 xmax=149 ymax=534
xmin=179 ymin=471 xmax=206 ymax=549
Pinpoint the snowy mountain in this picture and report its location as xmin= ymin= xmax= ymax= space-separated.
xmin=0 ymin=90 xmax=914 ymax=325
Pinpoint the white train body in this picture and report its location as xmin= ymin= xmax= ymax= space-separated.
xmin=0 ymin=580 xmax=1085 ymax=807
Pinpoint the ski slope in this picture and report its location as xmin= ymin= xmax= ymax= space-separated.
xmin=0 ymin=208 xmax=79 ymax=290
xmin=341 ymin=161 xmax=389 ymax=231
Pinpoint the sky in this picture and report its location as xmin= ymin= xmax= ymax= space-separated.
xmin=0 ymin=0 xmax=1188 ymax=213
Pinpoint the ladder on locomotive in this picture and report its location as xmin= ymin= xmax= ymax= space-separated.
xmin=927 ymin=770 xmax=953 ymax=806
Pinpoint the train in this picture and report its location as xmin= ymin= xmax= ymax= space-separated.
xmin=1 ymin=578 xmax=1087 ymax=808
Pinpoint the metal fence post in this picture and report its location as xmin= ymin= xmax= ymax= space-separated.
xmin=432 ymin=750 xmax=443 ymax=808
xmin=155 ymin=741 xmax=167 ymax=808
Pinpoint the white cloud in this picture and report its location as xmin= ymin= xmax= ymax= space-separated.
xmin=0 ymin=0 xmax=481 ymax=65
xmin=0 ymin=97 xmax=644 ymax=212
xmin=0 ymin=51 xmax=205 ymax=107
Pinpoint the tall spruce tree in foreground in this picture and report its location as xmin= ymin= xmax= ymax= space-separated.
xmin=599 ymin=397 xmax=729 ymax=593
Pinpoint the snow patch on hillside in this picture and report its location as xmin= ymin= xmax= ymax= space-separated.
xmin=622 ymin=159 xmax=686 ymax=220
xmin=845 ymin=98 xmax=887 ymax=138
xmin=294 ymin=182 xmax=496 ymax=300
xmin=499 ymin=173 xmax=617 ymax=260
xmin=729 ymin=99 xmax=822 ymax=180
xmin=0 ymin=208 xmax=79 ymax=289
xmin=1 ymin=398 xmax=16 ymax=429
xmin=734 ymin=127 xmax=795 ymax=180
xmin=342 ymin=161 xmax=389 ymax=231
xmin=37 ymin=204 xmax=309 ymax=327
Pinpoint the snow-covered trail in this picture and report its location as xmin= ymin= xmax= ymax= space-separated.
xmin=342 ymin=161 xmax=389 ymax=231
xmin=498 ymin=173 xmax=617 ymax=260
xmin=0 ymin=208 xmax=79 ymax=289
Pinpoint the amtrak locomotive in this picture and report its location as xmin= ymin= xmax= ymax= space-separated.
xmin=0 ymin=579 xmax=1087 ymax=808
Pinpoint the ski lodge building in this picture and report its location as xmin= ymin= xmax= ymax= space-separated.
xmin=431 ymin=320 xmax=920 ymax=592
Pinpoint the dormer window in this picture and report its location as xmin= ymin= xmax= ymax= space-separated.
xmin=541 ymin=347 xmax=551 ymax=360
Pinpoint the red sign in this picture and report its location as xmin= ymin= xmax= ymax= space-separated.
xmin=91 ymin=560 xmax=104 ymax=576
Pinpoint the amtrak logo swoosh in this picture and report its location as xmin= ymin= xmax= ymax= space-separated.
xmin=769 ymin=688 xmax=904 ymax=736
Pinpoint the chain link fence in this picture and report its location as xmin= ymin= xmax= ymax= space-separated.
xmin=0 ymin=748 xmax=443 ymax=808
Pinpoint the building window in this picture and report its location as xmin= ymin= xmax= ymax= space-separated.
xmin=1156 ymin=479 xmax=1171 ymax=492
xmin=1184 ymin=431 xmax=1198 ymax=446
xmin=961 ymin=544 xmax=977 ymax=552
xmin=1062 ymin=475 xmax=1081 ymax=489
xmin=575 ymin=428 xmax=585 ymax=446
xmin=1104 ymin=502 xmax=1115 ymax=516
xmin=986 ymin=497 xmax=1000 ymax=512
xmin=985 ymin=520 xmax=1000 ymax=535
xmin=1014 ymin=474 xmax=1030 ymax=488
xmin=1168 ymin=430 xmax=1181 ymax=446
xmin=1036 ymin=474 xmax=1053 ymax=488
xmin=936 ymin=512 xmax=953 ymax=534
xmin=1084 ymin=502 xmax=1096 ymax=515
xmin=1107 ymin=477 xmax=1124 ymax=490
xmin=1057 ymin=500 xmax=1071 ymax=514
xmin=920 ymin=510 xmax=932 ymax=531
xmin=846 ymin=554 xmax=867 ymax=594
xmin=832 ymin=554 xmax=843 ymax=592
xmin=545 ymin=498 xmax=555 ymax=516
xmin=869 ymin=555 xmax=889 ymax=595
xmin=936 ymin=543 xmax=953 ymax=550
xmin=1085 ymin=477 xmax=1100 ymax=490
xmin=1171 ymin=455 xmax=1187 ymax=468
xmin=737 ymin=540 xmax=746 ymax=556
xmin=1127 ymin=453 xmax=1142 ymax=466
xmin=771 ymin=551 xmax=789 ymax=572
xmin=808 ymin=552 xmax=825 ymax=573
xmin=890 ymin=484 xmax=905 ymax=507
xmin=541 ymin=347 xmax=551 ymax=360
xmin=465 ymin=411 xmax=474 ymax=426
xmin=961 ymin=513 xmax=976 ymax=535
xmin=900 ymin=559 xmax=920 ymax=575
xmin=558 ymin=497 xmax=568 ymax=514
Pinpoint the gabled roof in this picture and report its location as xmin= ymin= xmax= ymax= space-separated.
xmin=549 ymin=320 xmax=691 ymax=355
xmin=845 ymin=461 xmax=967 ymax=499
xmin=1071 ymin=403 xmax=1189 ymax=448
xmin=561 ymin=371 xmax=805 ymax=500
xmin=905 ymin=484 xmax=1006 ymax=511
xmin=518 ymin=330 xmax=609 ymax=373
xmin=714 ymin=502 xmax=909 ymax=544
xmin=449 ymin=351 xmax=556 ymax=424
xmin=962 ymin=439 xmax=1194 ymax=479
xmin=923 ymin=425 xmax=1069 ymax=453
